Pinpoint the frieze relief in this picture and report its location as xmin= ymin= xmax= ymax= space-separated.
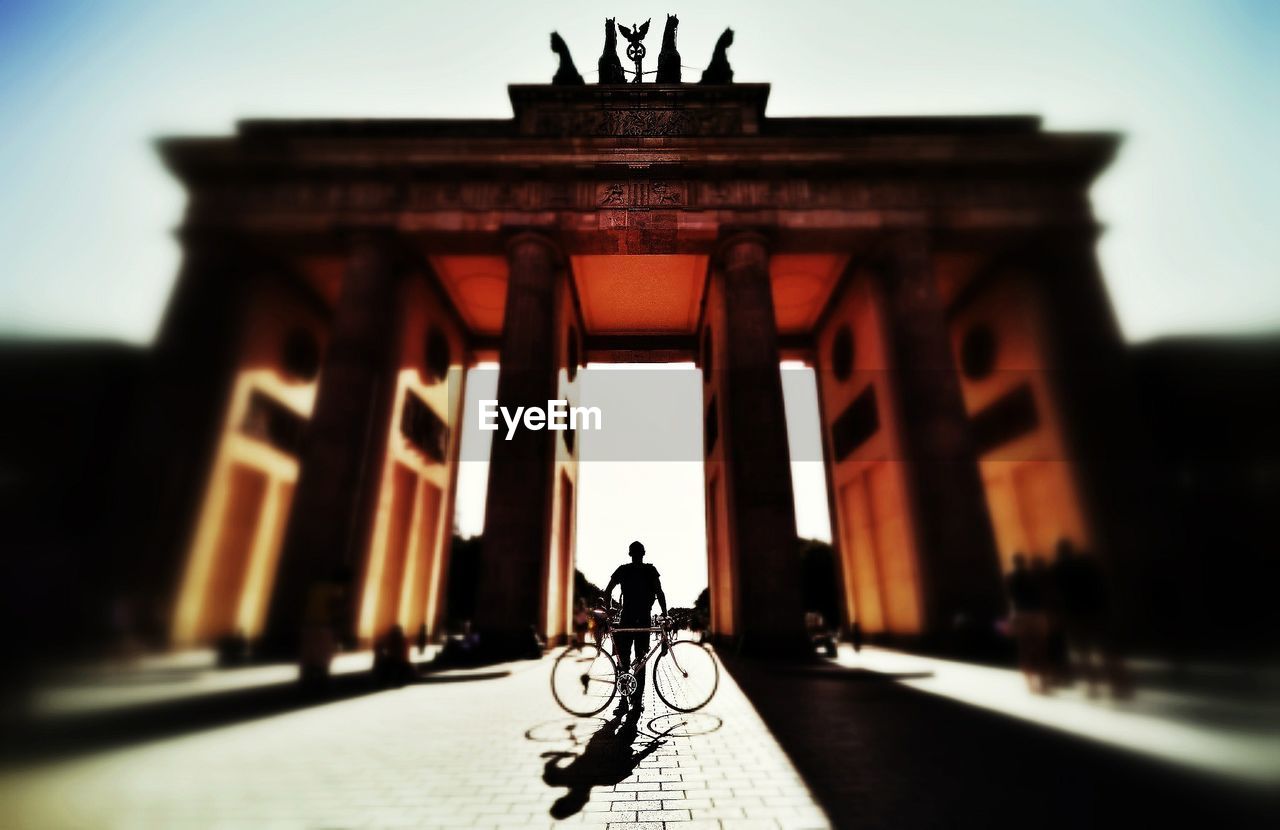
xmin=195 ymin=176 xmax=1070 ymax=219
xmin=649 ymin=180 xmax=685 ymax=206
xmin=597 ymin=182 xmax=628 ymax=207
xmin=532 ymin=107 xmax=744 ymax=137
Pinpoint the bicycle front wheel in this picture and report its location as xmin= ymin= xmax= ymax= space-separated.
xmin=551 ymin=643 xmax=618 ymax=716
xmin=653 ymin=641 xmax=719 ymax=712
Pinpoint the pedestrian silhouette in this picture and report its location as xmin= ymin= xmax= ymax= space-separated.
xmin=1052 ymin=538 xmax=1132 ymax=698
xmin=374 ymin=623 xmax=411 ymax=687
xmin=1006 ymin=553 xmax=1051 ymax=694
xmin=1034 ymin=557 xmax=1073 ymax=689
xmin=603 ymin=541 xmax=667 ymax=714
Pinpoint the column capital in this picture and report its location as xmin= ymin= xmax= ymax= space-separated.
xmin=503 ymin=229 xmax=565 ymax=266
xmin=861 ymin=229 xmax=937 ymax=292
xmin=339 ymin=228 xmax=410 ymax=282
xmin=711 ymin=226 xmax=768 ymax=256
xmin=338 ymin=225 xmax=400 ymax=247
xmin=713 ymin=229 xmax=771 ymax=271
xmin=867 ymin=227 xmax=932 ymax=259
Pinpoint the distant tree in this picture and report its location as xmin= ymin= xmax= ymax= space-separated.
xmin=665 ymin=606 xmax=701 ymax=630
xmin=444 ymin=534 xmax=482 ymax=628
xmin=694 ymin=587 xmax=711 ymax=630
xmin=574 ymin=569 xmax=603 ymax=605
xmin=799 ymin=538 xmax=841 ymax=627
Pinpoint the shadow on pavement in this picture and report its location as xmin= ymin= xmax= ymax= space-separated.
xmin=2 ymin=662 xmax=509 ymax=766
xmin=721 ymin=654 xmax=1278 ymax=829
xmin=526 ymin=716 xmax=610 ymax=744
xmin=646 ymin=711 xmax=722 ymax=737
xmin=415 ymin=670 xmax=510 ymax=684
xmin=772 ymin=666 xmax=935 ymax=682
xmin=535 ymin=709 xmax=674 ymax=819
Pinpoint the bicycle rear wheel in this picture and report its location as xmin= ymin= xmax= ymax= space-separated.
xmin=551 ymin=643 xmax=618 ymax=716
xmin=653 ymin=641 xmax=719 ymax=712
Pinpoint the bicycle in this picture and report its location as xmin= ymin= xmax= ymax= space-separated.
xmin=550 ymin=606 xmax=719 ymax=716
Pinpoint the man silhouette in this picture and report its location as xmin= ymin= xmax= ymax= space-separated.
xmin=604 ymin=540 xmax=667 ymax=714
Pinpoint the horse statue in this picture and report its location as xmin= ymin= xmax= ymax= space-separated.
xmin=550 ymin=32 xmax=584 ymax=85
xmin=700 ymin=27 xmax=735 ymax=84
xmin=656 ymin=14 xmax=681 ymax=83
xmin=598 ymin=17 xmax=626 ymax=84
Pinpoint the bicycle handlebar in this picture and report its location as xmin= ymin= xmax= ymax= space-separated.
xmin=590 ymin=605 xmax=675 ymax=631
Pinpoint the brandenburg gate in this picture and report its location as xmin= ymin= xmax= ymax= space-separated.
xmin=144 ymin=70 xmax=1133 ymax=656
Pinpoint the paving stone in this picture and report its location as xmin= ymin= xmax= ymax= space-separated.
xmin=692 ymin=806 xmax=748 ymax=820
xmin=635 ymin=808 xmax=692 ymax=821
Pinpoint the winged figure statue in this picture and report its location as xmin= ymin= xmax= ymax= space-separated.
xmin=617 ymin=19 xmax=651 ymax=83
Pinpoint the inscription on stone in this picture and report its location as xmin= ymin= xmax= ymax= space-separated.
xmin=534 ymin=107 xmax=742 ymax=137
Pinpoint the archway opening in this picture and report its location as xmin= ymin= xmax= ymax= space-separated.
xmin=574 ymin=363 xmax=709 ymax=614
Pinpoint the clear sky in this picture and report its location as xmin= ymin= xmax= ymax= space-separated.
xmin=1 ymin=0 xmax=1277 ymax=343
xmin=2 ymin=1 xmax=1277 ymax=602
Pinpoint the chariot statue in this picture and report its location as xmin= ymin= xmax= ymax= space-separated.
xmin=550 ymin=17 xmax=737 ymax=86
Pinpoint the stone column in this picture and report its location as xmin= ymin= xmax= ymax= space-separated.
xmin=113 ymin=238 xmax=250 ymax=647
xmin=262 ymin=234 xmax=402 ymax=654
xmin=475 ymin=232 xmax=565 ymax=654
xmin=1028 ymin=236 xmax=1165 ymax=642
xmin=712 ymin=232 xmax=809 ymax=656
xmin=874 ymin=231 xmax=1004 ymax=636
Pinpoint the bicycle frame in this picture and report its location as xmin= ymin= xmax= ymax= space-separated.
xmin=609 ymin=624 xmax=670 ymax=675
xmin=599 ymin=610 xmax=706 ymax=682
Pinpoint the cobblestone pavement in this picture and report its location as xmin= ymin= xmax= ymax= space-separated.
xmin=0 ymin=647 xmax=830 ymax=830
